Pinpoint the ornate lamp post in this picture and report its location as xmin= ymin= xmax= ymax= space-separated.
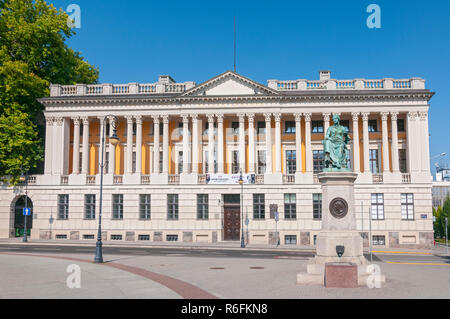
xmin=94 ymin=116 xmax=119 ymax=263
xmin=19 ymin=171 xmax=29 ymax=243
xmin=239 ymin=169 xmax=245 ymax=248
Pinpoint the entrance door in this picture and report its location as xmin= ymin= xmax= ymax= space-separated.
xmin=224 ymin=206 xmax=241 ymax=241
xmin=14 ymin=196 xmax=33 ymax=237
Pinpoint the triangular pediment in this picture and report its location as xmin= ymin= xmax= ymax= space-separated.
xmin=182 ymin=71 xmax=279 ymax=96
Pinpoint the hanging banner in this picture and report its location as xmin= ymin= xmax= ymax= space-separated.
xmin=206 ymin=174 xmax=255 ymax=185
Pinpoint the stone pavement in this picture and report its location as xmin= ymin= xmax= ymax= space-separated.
xmin=0 ymin=250 xmax=448 ymax=299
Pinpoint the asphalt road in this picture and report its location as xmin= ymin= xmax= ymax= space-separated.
xmin=0 ymin=244 xmax=315 ymax=260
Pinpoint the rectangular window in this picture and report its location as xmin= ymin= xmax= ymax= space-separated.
xmin=370 ymin=149 xmax=379 ymax=173
xmin=232 ymin=151 xmax=239 ymax=174
xmin=83 ymin=234 xmax=95 ymax=240
xmin=168 ymin=194 xmax=179 ymax=220
xmin=166 ymin=234 xmax=179 ymax=242
xmin=159 ymin=124 xmax=163 ymax=136
xmin=368 ymin=120 xmax=378 ymax=132
xmin=132 ymin=122 xmax=137 ymax=136
xmin=285 ymin=150 xmax=296 ymax=174
xmin=111 ymin=234 xmax=123 ymax=241
xmin=205 ymin=151 xmax=217 ymax=173
xmin=138 ymin=235 xmax=150 ymax=241
xmin=313 ymin=194 xmax=322 ymax=219
xmin=284 ymin=121 xmax=295 ymax=134
xmin=312 ymin=121 xmax=324 ymax=133
xmin=56 ymin=234 xmax=67 ymax=239
xmin=401 ymin=193 xmax=414 ymax=220
xmin=231 ymin=122 xmax=239 ymax=135
xmin=159 ymin=151 xmax=163 ymax=173
xmin=372 ymin=235 xmax=386 ymax=246
xmin=204 ymin=122 xmax=217 ymax=135
xmin=284 ymin=194 xmax=296 ymax=219
xmin=58 ymin=194 xmax=69 ymax=220
xmin=84 ymin=194 xmax=96 ymax=220
xmin=178 ymin=151 xmax=183 ymax=174
xmin=112 ymin=194 xmax=123 ymax=220
xmin=313 ymin=150 xmax=324 ymax=174
xmin=371 ymin=194 xmax=384 ymax=220
xmin=132 ymin=151 xmax=136 ymax=173
xmin=340 ymin=120 xmax=350 ymax=132
xmin=257 ymin=150 xmax=266 ymax=174
xmin=397 ymin=119 xmax=405 ymax=132
xmin=285 ymin=235 xmax=297 ymax=245
xmin=139 ymin=194 xmax=151 ymax=220
xmin=399 ymin=149 xmax=407 ymax=173
xmin=197 ymin=194 xmax=209 ymax=220
xmin=257 ymin=121 xmax=266 ymax=135
xmin=253 ymin=194 xmax=265 ymax=219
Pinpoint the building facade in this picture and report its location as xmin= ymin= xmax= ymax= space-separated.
xmin=0 ymin=70 xmax=435 ymax=248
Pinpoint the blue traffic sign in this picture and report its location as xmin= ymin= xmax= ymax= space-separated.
xmin=23 ymin=208 xmax=31 ymax=216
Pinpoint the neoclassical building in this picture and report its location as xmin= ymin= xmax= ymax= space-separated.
xmin=0 ymin=70 xmax=435 ymax=248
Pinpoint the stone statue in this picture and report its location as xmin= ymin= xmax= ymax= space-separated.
xmin=322 ymin=114 xmax=351 ymax=171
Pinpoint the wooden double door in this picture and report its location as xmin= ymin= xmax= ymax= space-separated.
xmin=223 ymin=206 xmax=241 ymax=241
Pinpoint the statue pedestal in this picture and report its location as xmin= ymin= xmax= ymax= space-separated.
xmin=297 ymin=172 xmax=385 ymax=287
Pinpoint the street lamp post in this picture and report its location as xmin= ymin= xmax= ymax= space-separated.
xmin=239 ymin=170 xmax=245 ymax=248
xmin=94 ymin=116 xmax=119 ymax=263
xmin=19 ymin=172 xmax=28 ymax=243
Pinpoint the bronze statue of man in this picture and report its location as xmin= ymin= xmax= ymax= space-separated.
xmin=322 ymin=114 xmax=351 ymax=171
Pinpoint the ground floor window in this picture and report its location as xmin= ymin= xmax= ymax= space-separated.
xmin=372 ymin=235 xmax=385 ymax=246
xmin=313 ymin=194 xmax=322 ymax=219
xmin=139 ymin=194 xmax=151 ymax=220
xmin=166 ymin=234 xmax=178 ymax=241
xmin=285 ymin=235 xmax=297 ymax=245
xmin=371 ymin=193 xmax=384 ymax=220
xmin=84 ymin=194 xmax=95 ymax=220
xmin=168 ymin=194 xmax=179 ymax=220
xmin=112 ymin=194 xmax=123 ymax=220
xmin=253 ymin=194 xmax=265 ymax=219
xmin=58 ymin=194 xmax=69 ymax=220
xmin=284 ymin=193 xmax=296 ymax=219
xmin=197 ymin=194 xmax=209 ymax=220
xmin=401 ymin=193 xmax=414 ymax=220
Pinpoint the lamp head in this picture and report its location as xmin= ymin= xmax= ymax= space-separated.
xmin=336 ymin=245 xmax=345 ymax=258
xmin=109 ymin=129 xmax=120 ymax=146
xmin=19 ymin=173 xmax=26 ymax=182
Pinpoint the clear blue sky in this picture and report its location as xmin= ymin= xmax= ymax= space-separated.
xmin=52 ymin=0 xmax=450 ymax=173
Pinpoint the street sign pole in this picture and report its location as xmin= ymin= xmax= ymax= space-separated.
xmin=369 ymin=207 xmax=372 ymax=262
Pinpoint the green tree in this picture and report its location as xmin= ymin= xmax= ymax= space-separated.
xmin=442 ymin=195 xmax=450 ymax=239
xmin=433 ymin=206 xmax=444 ymax=238
xmin=0 ymin=0 xmax=99 ymax=183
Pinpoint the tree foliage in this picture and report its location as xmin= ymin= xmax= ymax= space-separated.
xmin=434 ymin=195 xmax=450 ymax=239
xmin=0 ymin=0 xmax=99 ymax=183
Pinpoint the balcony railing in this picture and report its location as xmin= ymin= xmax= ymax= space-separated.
xmin=402 ymin=173 xmax=411 ymax=184
xmin=283 ymin=174 xmax=295 ymax=184
xmin=61 ymin=176 xmax=69 ymax=185
xmin=168 ymin=175 xmax=180 ymax=185
xmin=198 ymin=174 xmax=207 ymax=184
xmin=372 ymin=173 xmax=384 ymax=184
xmin=141 ymin=175 xmax=151 ymax=185
xmin=113 ymin=175 xmax=123 ymax=185
xmin=86 ymin=175 xmax=96 ymax=185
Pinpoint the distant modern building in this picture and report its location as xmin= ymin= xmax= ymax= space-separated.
xmin=0 ymin=70 xmax=435 ymax=248
xmin=432 ymin=164 xmax=450 ymax=208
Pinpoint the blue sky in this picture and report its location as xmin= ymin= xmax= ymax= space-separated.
xmin=52 ymin=0 xmax=450 ymax=173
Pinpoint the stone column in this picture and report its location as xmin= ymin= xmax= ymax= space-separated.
xmin=351 ymin=113 xmax=360 ymax=173
xmin=108 ymin=116 xmax=116 ymax=175
xmin=217 ymin=114 xmax=224 ymax=174
xmin=381 ymin=112 xmax=390 ymax=173
xmin=361 ymin=112 xmax=370 ymax=173
xmin=247 ymin=113 xmax=255 ymax=174
xmin=294 ymin=113 xmax=302 ymax=173
xmin=44 ymin=117 xmax=54 ymax=175
xmin=264 ymin=113 xmax=272 ymax=173
xmin=52 ymin=117 xmax=63 ymax=175
xmin=390 ymin=112 xmax=400 ymax=172
xmin=71 ymin=117 xmax=80 ymax=174
xmin=125 ymin=116 xmax=134 ymax=174
xmin=152 ymin=116 xmax=160 ymax=174
xmin=406 ymin=112 xmax=418 ymax=173
xmin=238 ymin=113 xmax=246 ymax=172
xmin=162 ymin=115 xmax=169 ymax=174
xmin=274 ymin=113 xmax=282 ymax=173
xmin=135 ymin=115 xmax=143 ymax=174
xmin=182 ymin=114 xmax=190 ymax=173
xmin=207 ymin=114 xmax=215 ymax=174
xmin=81 ymin=117 xmax=90 ymax=175
xmin=323 ymin=112 xmax=331 ymax=136
xmin=191 ymin=114 xmax=199 ymax=174
xmin=419 ymin=111 xmax=430 ymax=173
xmin=98 ymin=116 xmax=105 ymax=174
xmin=304 ymin=113 xmax=313 ymax=173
